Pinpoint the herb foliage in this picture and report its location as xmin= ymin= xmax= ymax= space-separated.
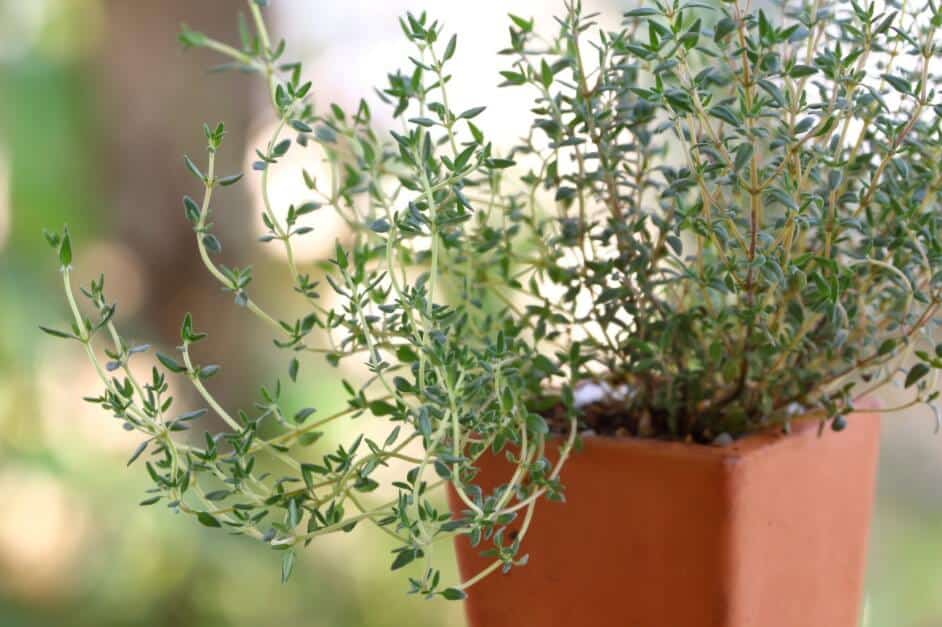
xmin=44 ymin=0 xmax=942 ymax=594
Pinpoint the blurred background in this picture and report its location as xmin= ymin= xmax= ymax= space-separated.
xmin=0 ymin=1 xmax=939 ymax=626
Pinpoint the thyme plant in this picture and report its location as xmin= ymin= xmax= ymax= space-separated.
xmin=44 ymin=0 xmax=942 ymax=595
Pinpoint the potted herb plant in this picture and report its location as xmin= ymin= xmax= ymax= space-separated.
xmin=43 ymin=1 xmax=942 ymax=625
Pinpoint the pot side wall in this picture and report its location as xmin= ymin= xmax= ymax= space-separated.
xmin=449 ymin=412 xmax=881 ymax=627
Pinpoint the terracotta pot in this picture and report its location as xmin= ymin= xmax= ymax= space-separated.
xmin=448 ymin=411 xmax=880 ymax=627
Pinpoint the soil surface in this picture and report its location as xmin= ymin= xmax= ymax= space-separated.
xmin=538 ymin=382 xmax=745 ymax=445
xmin=542 ymin=398 xmax=640 ymax=437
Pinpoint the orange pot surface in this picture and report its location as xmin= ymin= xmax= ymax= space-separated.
xmin=449 ymin=411 xmax=881 ymax=627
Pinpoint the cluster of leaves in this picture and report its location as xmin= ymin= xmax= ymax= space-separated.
xmin=44 ymin=0 xmax=942 ymax=595
xmin=497 ymin=0 xmax=942 ymax=438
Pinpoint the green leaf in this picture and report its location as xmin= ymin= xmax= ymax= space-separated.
xmin=294 ymin=407 xmax=317 ymax=423
xmin=757 ymin=79 xmax=786 ymax=108
xmin=624 ymin=7 xmax=659 ymax=17
xmin=788 ymin=64 xmax=818 ymax=78
xmin=287 ymin=499 xmax=301 ymax=528
xmin=297 ymin=432 xmax=323 ymax=447
xmin=370 ymin=219 xmax=391 ymax=233
xmin=127 ymin=441 xmax=148 ymax=466
xmin=180 ymin=312 xmax=193 ymax=342
xmin=39 ymin=326 xmax=75 ymax=340
xmin=290 ymin=119 xmax=312 ymax=133
xmin=714 ymin=16 xmax=736 ymax=42
xmin=877 ymin=339 xmax=897 ymax=356
xmin=540 ymin=59 xmax=553 ymax=88
xmin=156 ymin=352 xmax=186 ymax=374
xmin=526 ymin=412 xmax=549 ymax=435
xmin=874 ymin=11 xmax=897 ymax=36
xmin=385 ymin=426 xmax=401 ymax=447
xmin=443 ymin=34 xmax=457 ymax=62
xmin=441 ymin=588 xmax=467 ymax=601
xmin=467 ymin=121 xmax=484 ymax=144
xmin=197 ymin=512 xmax=221 ymax=528
xmin=679 ymin=18 xmax=701 ymax=49
xmin=183 ymin=155 xmax=204 ymax=181
xmin=178 ymin=26 xmax=208 ymax=49
xmin=177 ymin=409 xmax=208 ymax=422
xmin=666 ymin=235 xmax=683 ymax=255
xmin=758 ymin=9 xmax=772 ymax=42
xmin=289 ymin=358 xmax=299 ymax=382
xmin=396 ymin=345 xmax=418 ymax=363
xmin=794 ymin=117 xmax=815 ymax=134
xmin=409 ymin=117 xmax=437 ymax=127
xmin=198 ymin=365 xmax=219 ymax=380
xmin=508 ymin=14 xmax=533 ymax=33
xmin=59 ymin=229 xmax=72 ymax=267
xmin=390 ymin=549 xmax=416 ymax=570
xmin=183 ymin=195 xmax=201 ymax=222
xmin=708 ymin=105 xmax=739 ymax=126
xmin=218 ymin=173 xmax=244 ymax=187
xmin=314 ymin=126 xmax=336 ymax=144
xmin=905 ymin=363 xmax=930 ymax=388
xmin=733 ymin=143 xmax=754 ymax=173
xmin=281 ymin=551 xmax=296 ymax=584
xmin=499 ymin=70 xmax=526 ymax=86
xmin=369 ymin=400 xmax=397 ymax=416
xmin=882 ymin=74 xmax=911 ymax=95
xmin=334 ymin=242 xmax=348 ymax=268
xmin=765 ymin=187 xmax=797 ymax=211
xmin=43 ymin=229 xmax=60 ymax=249
xmin=458 ymin=106 xmax=486 ymax=119
xmin=203 ymin=234 xmax=222 ymax=254
xmin=272 ymin=139 xmax=292 ymax=157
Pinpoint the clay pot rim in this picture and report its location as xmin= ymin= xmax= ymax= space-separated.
xmin=566 ymin=405 xmax=878 ymax=463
